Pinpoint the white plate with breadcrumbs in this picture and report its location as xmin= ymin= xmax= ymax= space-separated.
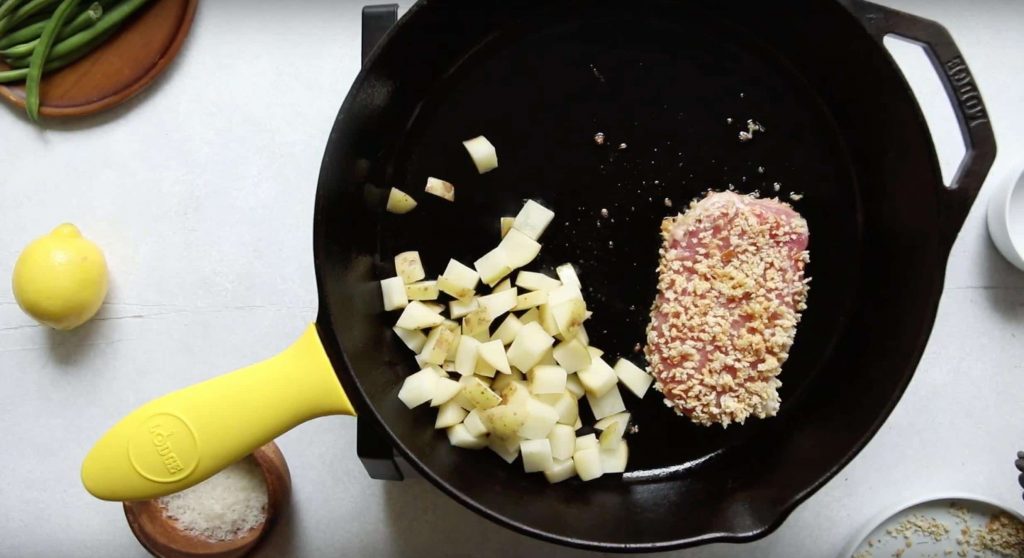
xmin=841 ymin=496 xmax=1024 ymax=558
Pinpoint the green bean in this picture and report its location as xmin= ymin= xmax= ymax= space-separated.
xmin=25 ymin=0 xmax=77 ymax=120
xmin=44 ymin=0 xmax=147 ymax=60
xmin=0 ymin=0 xmax=58 ymax=34
xmin=0 ymin=0 xmax=25 ymax=22
xmin=0 ymin=23 xmax=110 ymax=82
xmin=0 ymin=2 xmax=100 ymax=59
xmin=0 ymin=19 xmax=46 ymax=48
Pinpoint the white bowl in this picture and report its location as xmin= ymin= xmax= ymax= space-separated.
xmin=987 ymin=170 xmax=1024 ymax=270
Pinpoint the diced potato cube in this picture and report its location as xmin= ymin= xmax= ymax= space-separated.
xmin=594 ymin=412 xmax=630 ymax=433
xmin=491 ymin=368 xmax=524 ymax=392
xmin=565 ymin=374 xmax=585 ymax=400
xmin=574 ymin=417 xmax=582 ymax=430
xmin=575 ymin=433 xmax=598 ymax=452
xmin=431 ymin=377 xmax=463 ymax=407
xmin=493 ymin=278 xmax=513 ymax=292
xmin=435 ymin=400 xmax=468 ymax=428
xmin=556 ymin=263 xmax=581 ymax=289
xmin=478 ymin=288 xmax=518 ymax=321
xmin=497 ymin=228 xmax=541 ymax=269
xmin=485 ymin=403 xmax=527 ymax=441
xmin=478 ymin=340 xmax=511 ymax=374
xmin=454 ymin=336 xmax=480 ymax=376
xmin=393 ymin=326 xmax=427 ymax=353
xmin=442 ymin=361 xmax=457 ymax=373
xmin=552 ymin=338 xmax=591 ymax=373
xmin=394 ymin=251 xmax=425 ymax=284
xmin=614 ymin=358 xmax=654 ymax=398
xmin=425 ymin=177 xmax=455 ymax=201
xmin=519 ymin=306 xmax=540 ymax=325
xmin=598 ymin=420 xmax=624 ymax=448
xmin=551 ymin=298 xmax=587 ymax=340
xmin=420 ymin=326 xmax=456 ymax=365
xmin=543 ymin=458 xmax=577 ymax=484
xmin=576 ymin=324 xmax=590 ymax=346
xmin=488 ymin=435 xmax=521 ymax=463
xmin=587 ymin=346 xmax=604 ymax=359
xmin=422 ymin=302 xmax=445 ymax=313
xmin=447 ymin=423 xmax=488 ymax=449
xmin=500 ymin=381 xmax=532 ymax=406
xmin=462 ymin=377 xmax=501 ymax=410
xmin=474 ymin=247 xmax=514 ymax=286
xmin=396 ymin=301 xmax=445 ymax=329
xmin=463 ymin=409 xmax=489 ymax=437
xmin=426 ymin=364 xmax=448 ymax=377
xmin=586 ymin=384 xmax=626 ymax=420
xmin=462 ymin=135 xmax=498 ymax=174
xmin=438 ymin=259 xmax=479 ymax=299
xmin=474 ymin=358 xmax=497 ymax=378
xmin=405 ymin=280 xmax=439 ymax=301
xmin=516 ymin=270 xmax=561 ymax=292
xmin=518 ymin=398 xmax=559 ymax=440
xmin=397 ymin=368 xmax=439 ymax=409
xmin=381 ymin=277 xmax=409 ymax=311
xmin=548 ymin=284 xmax=584 ymax=306
xmin=544 ymin=391 xmax=578 ymax=425
xmin=600 ymin=440 xmax=629 ymax=473
xmin=446 ymin=330 xmax=461 ymax=361
xmin=491 ymin=314 xmax=523 ymax=346
xmin=506 ymin=322 xmax=555 ymax=372
xmin=578 ymin=357 xmax=617 ymax=397
xmin=449 ymin=297 xmax=479 ymax=319
xmin=461 ymin=308 xmax=493 ymax=338
xmin=521 ymin=438 xmax=553 ymax=473
xmin=514 ymin=289 xmax=548 ymax=311
xmin=414 ymin=354 xmax=427 ymax=368
xmin=529 ymin=365 xmax=567 ymax=395
xmin=574 ymin=447 xmax=603 ymax=481
xmin=500 ymin=217 xmax=514 ymax=238
xmin=548 ymin=424 xmax=575 ymax=461
xmin=538 ymin=303 xmax=560 ymax=336
xmin=512 ymin=200 xmax=555 ymax=240
xmin=386 ymin=188 xmax=417 ymax=214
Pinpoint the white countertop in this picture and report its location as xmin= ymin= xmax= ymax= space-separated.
xmin=2 ymin=1 xmax=1023 ymax=557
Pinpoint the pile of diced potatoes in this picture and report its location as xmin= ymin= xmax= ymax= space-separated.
xmin=382 ymin=199 xmax=654 ymax=483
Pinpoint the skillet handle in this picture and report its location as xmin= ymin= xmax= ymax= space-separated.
xmin=362 ymin=4 xmax=397 ymax=63
xmin=81 ymin=324 xmax=355 ymax=501
xmin=852 ymin=1 xmax=997 ymax=248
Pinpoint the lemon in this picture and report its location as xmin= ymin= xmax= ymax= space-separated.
xmin=12 ymin=223 xmax=109 ymax=330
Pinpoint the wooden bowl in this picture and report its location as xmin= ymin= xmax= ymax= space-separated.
xmin=0 ymin=0 xmax=197 ymax=118
xmin=123 ymin=442 xmax=291 ymax=558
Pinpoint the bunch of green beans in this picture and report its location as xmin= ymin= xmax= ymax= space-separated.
xmin=0 ymin=0 xmax=150 ymax=120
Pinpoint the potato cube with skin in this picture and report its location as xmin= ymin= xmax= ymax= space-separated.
xmin=565 ymin=374 xmax=585 ymax=399
xmin=485 ymin=403 xmax=527 ymax=441
xmin=393 ymin=326 xmax=427 ymax=353
xmin=552 ymin=338 xmax=591 ymax=373
xmin=488 ymin=435 xmax=520 ymax=463
xmin=405 ymin=281 xmax=439 ymax=301
xmin=586 ymin=384 xmax=626 ymax=420
xmin=397 ymin=368 xmax=439 ymax=409
xmin=394 ymin=251 xmax=425 ymax=284
xmin=578 ymin=357 xmax=617 ymax=397
xmin=506 ymin=322 xmax=555 ymax=372
xmin=435 ymin=400 xmax=468 ymax=428
xmin=497 ymin=228 xmax=541 ymax=269
xmin=575 ymin=433 xmax=598 ymax=452
xmin=447 ymin=424 xmax=488 ymax=449
xmin=548 ymin=424 xmax=576 ymax=461
xmin=431 ymin=377 xmax=463 ymax=407
xmin=420 ymin=326 xmax=456 ymax=365
xmin=574 ymin=447 xmax=603 ymax=481
xmin=454 ymin=336 xmax=480 ymax=376
xmin=518 ymin=397 xmax=559 ymax=440
xmin=396 ymin=301 xmax=445 ymax=329
xmin=514 ymin=289 xmax=548 ymax=311
xmin=500 ymin=217 xmax=514 ymax=238
xmin=516 ymin=270 xmax=561 ymax=292
xmin=491 ymin=368 xmax=524 ymax=392
xmin=512 ymin=200 xmax=555 ymax=240
xmin=599 ymin=420 xmax=624 ymax=448
xmin=500 ymin=381 xmax=532 ymax=406
xmin=529 ymin=365 xmax=567 ymax=395
xmin=543 ymin=458 xmax=577 ymax=484
xmin=556 ymin=263 xmax=581 ymax=289
xmin=551 ymin=298 xmax=587 ymax=341
xmin=438 ymin=259 xmax=479 ymax=299
xmin=537 ymin=303 xmax=560 ymax=336
xmin=478 ymin=340 xmax=511 ymax=374
xmin=491 ymin=314 xmax=523 ymax=346
xmin=461 ymin=308 xmax=493 ymax=339
xmin=386 ymin=188 xmax=417 ymax=214
xmin=463 ymin=409 xmax=489 ymax=437
xmin=520 ymin=438 xmax=554 ymax=473
xmin=613 ymin=358 xmax=654 ymax=398
xmin=424 ymin=177 xmax=455 ymax=201
xmin=594 ymin=412 xmax=630 ymax=433
xmin=474 ymin=247 xmax=514 ymax=287
xmin=463 ymin=136 xmax=499 ymax=174
xmin=478 ymin=288 xmax=518 ymax=321
xmin=380 ymin=277 xmax=408 ymax=311
xmin=600 ymin=440 xmax=629 ymax=473
xmin=462 ymin=377 xmax=502 ymax=410
xmin=449 ymin=297 xmax=479 ymax=319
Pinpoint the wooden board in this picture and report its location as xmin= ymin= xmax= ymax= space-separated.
xmin=0 ymin=0 xmax=197 ymax=118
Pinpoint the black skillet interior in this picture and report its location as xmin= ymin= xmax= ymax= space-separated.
xmin=314 ymin=0 xmax=991 ymax=550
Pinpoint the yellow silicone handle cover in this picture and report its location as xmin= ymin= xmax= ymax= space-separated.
xmin=81 ymin=324 xmax=355 ymax=501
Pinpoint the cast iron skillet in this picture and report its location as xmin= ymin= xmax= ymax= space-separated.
xmin=83 ymin=0 xmax=996 ymax=551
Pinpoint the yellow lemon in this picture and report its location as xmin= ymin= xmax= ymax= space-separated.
xmin=12 ymin=223 xmax=109 ymax=330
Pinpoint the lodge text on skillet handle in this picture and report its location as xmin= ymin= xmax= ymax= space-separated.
xmin=81 ymin=325 xmax=354 ymax=501
xmin=851 ymin=1 xmax=997 ymax=250
xmin=362 ymin=4 xmax=398 ymax=63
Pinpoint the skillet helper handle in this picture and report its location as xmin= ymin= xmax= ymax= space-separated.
xmin=854 ymin=1 xmax=997 ymax=248
xmin=81 ymin=324 xmax=354 ymax=501
xmin=362 ymin=4 xmax=397 ymax=63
